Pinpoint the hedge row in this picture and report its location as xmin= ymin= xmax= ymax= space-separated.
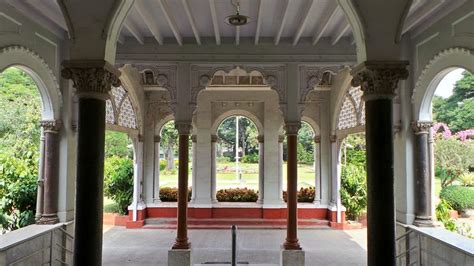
xmin=283 ymin=187 xmax=315 ymax=203
xmin=216 ymin=188 xmax=258 ymax=202
xmin=439 ymin=185 xmax=474 ymax=212
xmin=159 ymin=187 xmax=192 ymax=202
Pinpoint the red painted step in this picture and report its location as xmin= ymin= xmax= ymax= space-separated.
xmin=143 ymin=218 xmax=330 ymax=229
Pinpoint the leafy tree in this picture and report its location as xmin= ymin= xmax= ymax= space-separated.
xmin=433 ymin=71 xmax=474 ymax=132
xmin=297 ymin=122 xmax=314 ymax=165
xmin=217 ymin=116 xmax=258 ymax=161
xmin=0 ymin=67 xmax=41 ymax=231
xmin=160 ymin=121 xmax=178 ymax=170
xmin=104 ymin=156 xmax=134 ymax=214
xmin=105 ymin=131 xmax=133 ymax=158
xmin=340 ymin=164 xmax=367 ymax=221
xmin=435 ymin=137 xmax=474 ymax=187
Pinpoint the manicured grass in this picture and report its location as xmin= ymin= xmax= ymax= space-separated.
xmin=159 ymin=162 xmax=316 ymax=190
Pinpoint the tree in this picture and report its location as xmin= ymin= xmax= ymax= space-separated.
xmin=297 ymin=122 xmax=314 ymax=164
xmin=160 ymin=121 xmax=178 ymax=170
xmin=217 ymin=116 xmax=258 ymax=161
xmin=435 ymin=137 xmax=474 ymax=187
xmin=105 ymin=131 xmax=133 ymax=159
xmin=433 ymin=71 xmax=474 ymax=132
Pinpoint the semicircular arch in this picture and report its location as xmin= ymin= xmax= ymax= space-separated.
xmin=211 ymin=110 xmax=264 ymax=136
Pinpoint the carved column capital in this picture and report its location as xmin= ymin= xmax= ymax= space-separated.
xmin=154 ymin=136 xmax=161 ymax=143
xmin=137 ymin=134 xmax=144 ymax=142
xmin=191 ymin=135 xmax=197 ymax=143
xmin=257 ymin=135 xmax=264 ymax=143
xmin=175 ymin=122 xmax=193 ymax=135
xmin=211 ymin=135 xmax=218 ymax=143
xmin=314 ymin=135 xmax=321 ymax=143
xmin=40 ymin=120 xmax=61 ymax=133
xmin=278 ymin=135 xmax=285 ymax=143
xmin=351 ymin=61 xmax=409 ymax=101
xmin=329 ymin=135 xmax=337 ymax=143
xmin=412 ymin=121 xmax=433 ymax=135
xmin=61 ymin=60 xmax=121 ymax=100
xmin=284 ymin=122 xmax=301 ymax=136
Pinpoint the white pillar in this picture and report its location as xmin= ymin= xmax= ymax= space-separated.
xmin=153 ymin=136 xmax=161 ymax=202
xmin=132 ymin=136 xmax=144 ymax=221
xmin=330 ymin=135 xmax=342 ymax=222
xmin=278 ymin=135 xmax=284 ymax=200
xmin=314 ymin=135 xmax=321 ymax=205
xmin=428 ymin=129 xmax=436 ymax=221
xmin=35 ymin=129 xmax=46 ymax=221
xmin=258 ymin=135 xmax=265 ymax=204
xmin=191 ymin=135 xmax=197 ymax=201
xmin=211 ymin=135 xmax=218 ymax=203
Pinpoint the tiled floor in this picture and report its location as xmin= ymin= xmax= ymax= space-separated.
xmin=103 ymin=227 xmax=367 ymax=266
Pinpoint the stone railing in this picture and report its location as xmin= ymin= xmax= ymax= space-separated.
xmin=396 ymin=223 xmax=474 ymax=265
xmin=0 ymin=222 xmax=73 ymax=265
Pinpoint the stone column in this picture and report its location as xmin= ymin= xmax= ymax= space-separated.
xmin=154 ymin=136 xmax=161 ymax=202
xmin=412 ymin=121 xmax=434 ymax=226
xmin=37 ymin=120 xmax=61 ymax=224
xmin=428 ymin=129 xmax=436 ymax=221
xmin=330 ymin=135 xmax=339 ymax=205
xmin=132 ymin=135 xmax=144 ymax=221
xmin=172 ymin=122 xmax=192 ymax=250
xmin=35 ymin=130 xmax=45 ymax=222
xmin=283 ymin=122 xmax=301 ymax=250
xmin=211 ymin=135 xmax=218 ymax=203
xmin=258 ymin=135 xmax=265 ymax=204
xmin=191 ymin=135 xmax=197 ymax=201
xmin=351 ymin=61 xmax=408 ymax=266
xmin=314 ymin=136 xmax=321 ymax=204
xmin=61 ymin=61 xmax=121 ymax=265
xmin=278 ymin=135 xmax=284 ymax=198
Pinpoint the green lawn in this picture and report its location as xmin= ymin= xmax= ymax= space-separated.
xmin=159 ymin=162 xmax=316 ymax=190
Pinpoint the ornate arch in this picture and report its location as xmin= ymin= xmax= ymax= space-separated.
xmin=0 ymin=45 xmax=62 ymax=120
xmin=301 ymin=116 xmax=320 ymax=135
xmin=211 ymin=110 xmax=264 ymax=136
xmin=412 ymin=47 xmax=474 ymax=121
xmin=106 ymin=85 xmax=138 ymax=132
xmin=335 ymin=86 xmax=365 ymax=132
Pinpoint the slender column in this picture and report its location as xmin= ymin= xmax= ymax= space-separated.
xmin=330 ymin=135 xmax=338 ymax=205
xmin=37 ymin=120 xmax=61 ymax=224
xmin=211 ymin=135 xmax=218 ymax=203
xmin=412 ymin=121 xmax=434 ymax=226
xmin=132 ymin=135 xmax=144 ymax=221
xmin=35 ymin=130 xmax=46 ymax=222
xmin=283 ymin=122 xmax=301 ymax=250
xmin=428 ymin=129 xmax=436 ymax=221
xmin=62 ymin=61 xmax=121 ymax=266
xmin=154 ymin=136 xmax=161 ymax=202
xmin=351 ymin=61 xmax=408 ymax=266
xmin=313 ymin=136 xmax=321 ymax=204
xmin=191 ymin=135 xmax=197 ymax=201
xmin=172 ymin=122 xmax=192 ymax=250
xmin=257 ymin=135 xmax=265 ymax=204
xmin=278 ymin=135 xmax=284 ymax=197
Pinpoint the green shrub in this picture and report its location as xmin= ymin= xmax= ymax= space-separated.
xmin=104 ymin=156 xmax=134 ymax=215
xmin=216 ymin=188 xmax=258 ymax=202
xmin=340 ymin=164 xmax=367 ymax=221
xmin=458 ymin=172 xmax=474 ymax=187
xmin=159 ymin=160 xmax=167 ymax=171
xmin=282 ymin=187 xmax=315 ymax=203
xmin=159 ymin=187 xmax=192 ymax=202
xmin=217 ymin=156 xmax=230 ymax=163
xmin=241 ymin=154 xmax=258 ymax=163
xmin=439 ymin=185 xmax=474 ymax=212
xmin=435 ymin=138 xmax=474 ymax=187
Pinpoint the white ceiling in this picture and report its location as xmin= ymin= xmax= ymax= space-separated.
xmin=4 ymin=0 xmax=462 ymax=47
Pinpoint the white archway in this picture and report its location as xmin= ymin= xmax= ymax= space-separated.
xmin=0 ymin=46 xmax=61 ymax=120
xmin=412 ymin=48 xmax=474 ymax=121
xmin=211 ymin=110 xmax=264 ymax=136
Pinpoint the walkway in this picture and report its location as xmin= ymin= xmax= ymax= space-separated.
xmin=103 ymin=227 xmax=367 ymax=265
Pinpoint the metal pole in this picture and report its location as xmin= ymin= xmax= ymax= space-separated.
xmin=235 ymin=116 xmax=239 ymax=182
xmin=232 ymin=225 xmax=237 ymax=266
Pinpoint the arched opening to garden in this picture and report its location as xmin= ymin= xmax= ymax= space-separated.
xmin=422 ymin=68 xmax=474 ymax=237
xmin=215 ymin=115 xmax=260 ymax=202
xmin=0 ymin=67 xmax=46 ymax=233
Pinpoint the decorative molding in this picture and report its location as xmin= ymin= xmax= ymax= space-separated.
xmin=191 ymin=135 xmax=197 ymax=143
xmin=284 ymin=122 xmax=301 ymax=135
xmin=299 ymin=65 xmax=341 ymax=103
xmin=61 ymin=60 xmax=121 ymax=100
xmin=257 ymin=135 xmax=264 ymax=143
xmin=154 ymin=136 xmax=161 ymax=143
xmin=412 ymin=121 xmax=433 ymax=135
xmin=278 ymin=135 xmax=285 ymax=143
xmin=211 ymin=134 xmax=218 ymax=143
xmin=175 ymin=122 xmax=193 ymax=135
xmin=412 ymin=47 xmax=472 ymax=103
xmin=40 ymin=120 xmax=61 ymax=133
xmin=135 ymin=64 xmax=177 ymax=103
xmin=351 ymin=61 xmax=409 ymax=101
xmin=314 ymin=135 xmax=321 ymax=143
xmin=329 ymin=135 xmax=337 ymax=143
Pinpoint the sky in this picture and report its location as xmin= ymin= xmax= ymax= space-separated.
xmin=434 ymin=68 xmax=465 ymax=98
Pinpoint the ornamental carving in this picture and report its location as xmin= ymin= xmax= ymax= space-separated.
xmin=351 ymin=61 xmax=409 ymax=101
xmin=175 ymin=122 xmax=193 ymax=135
xmin=284 ymin=122 xmax=301 ymax=135
xmin=299 ymin=65 xmax=341 ymax=103
xmin=314 ymin=135 xmax=321 ymax=143
xmin=257 ymin=135 xmax=264 ymax=143
xmin=40 ymin=120 xmax=61 ymax=133
xmin=211 ymin=134 xmax=218 ymax=143
xmin=61 ymin=62 xmax=121 ymax=99
xmin=134 ymin=64 xmax=177 ymax=103
xmin=412 ymin=121 xmax=433 ymax=134
xmin=154 ymin=136 xmax=161 ymax=143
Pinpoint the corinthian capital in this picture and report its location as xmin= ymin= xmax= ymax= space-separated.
xmin=284 ymin=122 xmax=301 ymax=135
xmin=40 ymin=120 xmax=61 ymax=133
xmin=412 ymin=121 xmax=433 ymax=135
xmin=175 ymin=122 xmax=193 ymax=135
xmin=351 ymin=61 xmax=409 ymax=101
xmin=61 ymin=60 xmax=121 ymax=100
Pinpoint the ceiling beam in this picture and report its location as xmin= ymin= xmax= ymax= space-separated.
xmin=135 ymin=1 xmax=163 ymax=45
xmin=254 ymin=0 xmax=264 ymax=45
xmin=181 ymin=0 xmax=201 ymax=45
xmin=158 ymin=0 xmax=183 ymax=46
xmin=403 ymin=0 xmax=444 ymax=34
xmin=123 ymin=20 xmax=144 ymax=45
xmin=209 ymin=0 xmax=221 ymax=45
xmin=274 ymin=0 xmax=292 ymax=45
xmin=293 ymin=0 xmax=315 ymax=46
xmin=331 ymin=22 xmax=350 ymax=46
xmin=312 ymin=2 xmax=338 ymax=45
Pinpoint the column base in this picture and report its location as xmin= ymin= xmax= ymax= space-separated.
xmin=414 ymin=217 xmax=436 ymax=227
xmin=282 ymin=239 xmax=301 ymax=250
xmin=37 ymin=215 xmax=59 ymax=224
xmin=168 ymin=249 xmax=192 ymax=266
xmin=172 ymin=239 xmax=191 ymax=250
xmin=281 ymin=248 xmax=305 ymax=266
